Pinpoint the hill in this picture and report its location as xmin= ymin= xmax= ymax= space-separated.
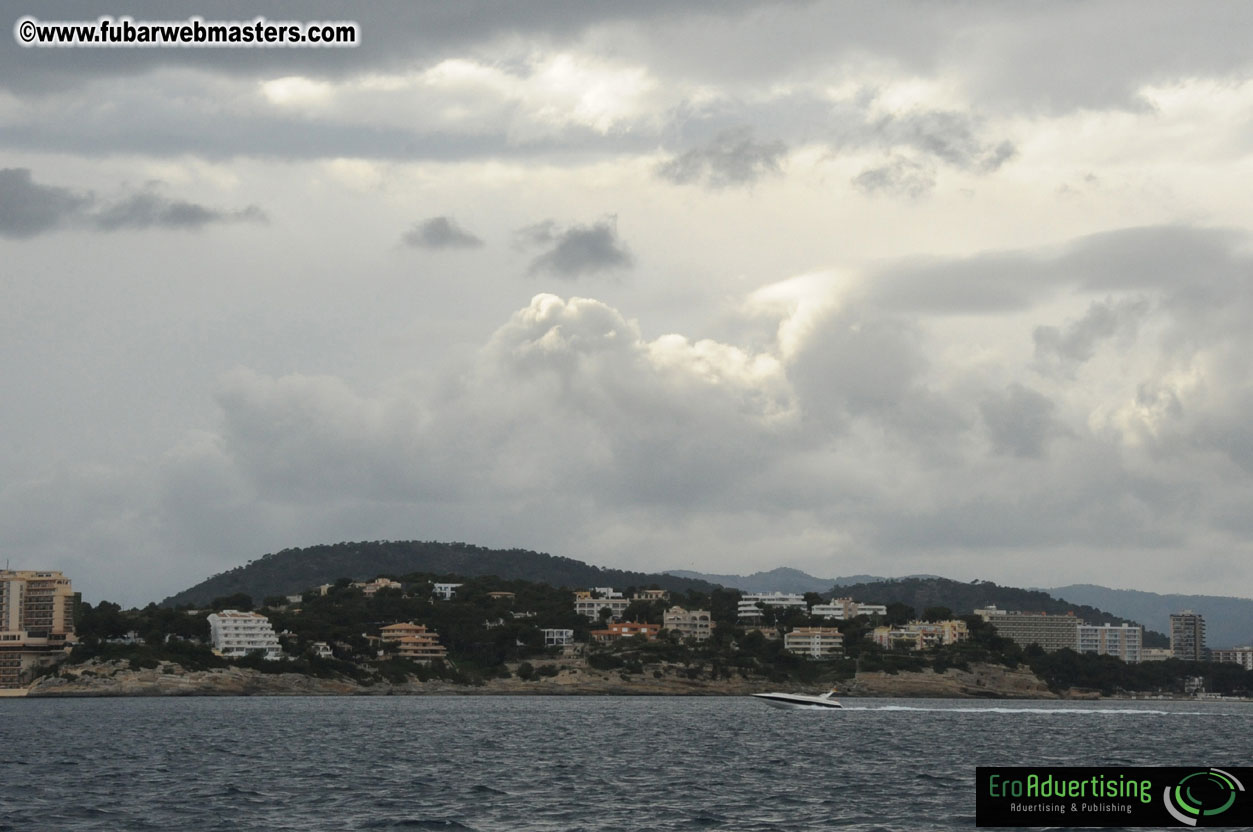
xmin=1048 ymin=584 xmax=1253 ymax=650
xmin=664 ymin=567 xmax=941 ymax=593
xmin=665 ymin=567 xmax=853 ymax=593
xmin=832 ymin=576 xmax=1170 ymax=645
xmin=160 ymin=540 xmax=717 ymax=608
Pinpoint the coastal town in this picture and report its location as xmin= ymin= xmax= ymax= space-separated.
xmin=2 ymin=566 xmax=1251 ymax=698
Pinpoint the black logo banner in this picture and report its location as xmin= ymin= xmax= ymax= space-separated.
xmin=976 ymin=766 xmax=1253 ymax=827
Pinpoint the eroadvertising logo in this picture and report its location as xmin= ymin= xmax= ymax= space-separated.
xmin=1162 ymin=769 xmax=1245 ymax=826
xmin=975 ymin=767 xmax=1253 ymax=827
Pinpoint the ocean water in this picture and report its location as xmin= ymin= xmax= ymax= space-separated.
xmin=1 ymin=696 xmax=1249 ymax=831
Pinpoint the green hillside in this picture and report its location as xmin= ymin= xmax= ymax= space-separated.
xmin=160 ymin=540 xmax=717 ymax=607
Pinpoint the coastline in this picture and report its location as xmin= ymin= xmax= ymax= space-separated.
xmin=14 ymin=658 xmax=1078 ymax=699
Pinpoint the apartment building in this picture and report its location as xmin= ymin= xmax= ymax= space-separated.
xmin=975 ymin=606 xmax=1079 ymax=652
xmin=379 ymin=622 xmax=447 ymax=663
xmin=0 ymin=569 xmax=78 ymax=689
xmin=1211 ymin=647 xmax=1253 ymax=670
xmin=785 ymin=627 xmax=844 ymax=659
xmin=737 ymin=592 xmax=808 ymax=622
xmin=573 ymin=589 xmax=631 ymax=621
xmin=207 ymin=610 xmax=283 ymax=660
xmin=810 ymin=597 xmax=888 ymax=620
xmin=663 ymin=607 xmax=712 ymax=642
xmin=1169 ymin=611 xmax=1206 ymax=661
xmin=872 ymin=620 xmax=969 ymax=651
xmin=1076 ymin=623 xmax=1143 ymax=664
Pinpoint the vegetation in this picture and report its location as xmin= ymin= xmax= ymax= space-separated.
xmin=59 ymin=568 xmax=1250 ymax=697
xmin=160 ymin=540 xmax=718 ymax=608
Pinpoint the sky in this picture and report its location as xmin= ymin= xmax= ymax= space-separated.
xmin=4 ymin=2 xmax=1253 ymax=606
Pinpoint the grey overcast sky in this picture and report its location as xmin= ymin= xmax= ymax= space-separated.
xmin=4 ymin=2 xmax=1253 ymax=605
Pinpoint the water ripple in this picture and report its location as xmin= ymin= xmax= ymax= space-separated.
xmin=1 ymin=696 xmax=1249 ymax=830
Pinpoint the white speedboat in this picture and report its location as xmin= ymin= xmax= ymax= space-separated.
xmin=751 ymin=688 xmax=843 ymax=710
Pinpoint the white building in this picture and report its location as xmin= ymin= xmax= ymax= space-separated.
xmin=810 ymin=597 xmax=889 ymax=620
xmin=573 ymin=589 xmax=630 ymax=621
xmin=1211 ymin=647 xmax=1253 ymax=670
xmin=737 ymin=592 xmax=808 ymax=622
xmin=784 ymin=627 xmax=844 ymax=659
xmin=432 ymin=583 xmax=462 ymax=601
xmin=1076 ymin=623 xmax=1143 ymax=664
xmin=542 ymin=628 xmax=574 ymax=647
xmin=207 ymin=610 xmax=283 ymax=660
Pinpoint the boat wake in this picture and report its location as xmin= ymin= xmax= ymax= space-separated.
xmin=839 ymin=705 xmax=1210 ymax=715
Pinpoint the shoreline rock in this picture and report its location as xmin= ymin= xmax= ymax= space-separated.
xmin=24 ymin=659 xmax=1076 ymax=699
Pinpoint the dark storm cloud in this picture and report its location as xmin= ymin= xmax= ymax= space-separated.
xmin=655 ymin=127 xmax=787 ymax=188
xmin=402 ymin=216 xmax=483 ymax=249
xmin=522 ymin=218 xmax=633 ymax=278
xmin=0 ymin=167 xmax=90 ymax=237
xmin=0 ymin=168 xmax=266 ymax=237
xmin=92 ymin=191 xmax=267 ymax=231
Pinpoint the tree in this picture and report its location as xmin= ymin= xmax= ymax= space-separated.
xmin=923 ymin=606 xmax=953 ymax=622
xmin=884 ymin=602 xmax=914 ymax=626
xmin=211 ymin=592 xmax=253 ymax=612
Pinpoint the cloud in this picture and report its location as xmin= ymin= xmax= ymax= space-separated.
xmin=979 ymin=383 xmax=1070 ymax=458
xmin=656 ymin=127 xmax=787 ymax=187
xmin=92 ymin=190 xmax=267 ymax=232
xmin=851 ymin=155 xmax=935 ymax=198
xmin=0 ymin=168 xmax=90 ymax=238
xmin=870 ymin=110 xmax=1017 ymax=172
xmin=13 ymin=227 xmax=1253 ymax=605
xmin=1033 ymin=297 xmax=1150 ymax=376
xmin=402 ymin=216 xmax=484 ymax=250
xmin=522 ymin=217 xmax=634 ymax=278
xmin=0 ymin=168 xmax=266 ymax=237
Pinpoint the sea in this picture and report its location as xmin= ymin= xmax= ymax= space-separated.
xmin=1 ymin=696 xmax=1249 ymax=831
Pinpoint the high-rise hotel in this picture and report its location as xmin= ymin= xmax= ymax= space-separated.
xmin=1169 ymin=610 xmax=1206 ymax=661
xmin=0 ymin=569 xmax=78 ymax=689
